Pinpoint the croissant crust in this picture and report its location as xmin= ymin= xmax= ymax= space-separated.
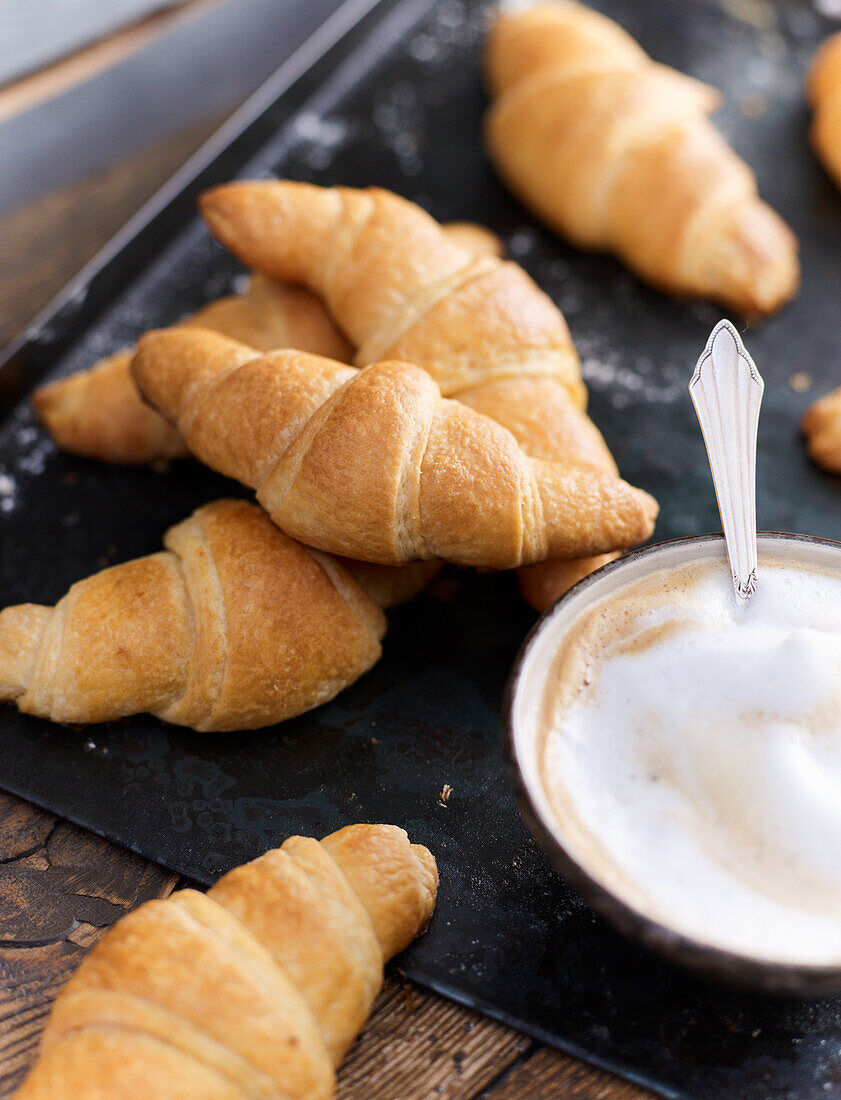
xmin=199 ymin=180 xmax=658 ymax=601
xmin=132 ymin=328 xmax=658 ymax=569
xmin=483 ymin=1 xmax=799 ymax=316
xmin=808 ymin=31 xmax=841 ymax=193
xmin=0 ymin=499 xmax=386 ymax=731
xmin=15 ymin=824 xmax=437 ymax=1099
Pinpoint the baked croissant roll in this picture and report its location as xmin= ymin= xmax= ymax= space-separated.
xmin=15 ymin=823 xmax=437 ymax=1099
xmin=199 ymin=180 xmax=654 ymax=605
xmin=483 ymin=1 xmax=799 ymax=316
xmin=0 ymin=499 xmax=386 ymax=731
xmin=32 ymin=224 xmax=500 ymax=468
xmin=32 ymin=276 xmax=440 ymax=610
xmin=802 ymin=386 xmax=841 ymax=474
xmin=132 ymin=327 xmax=657 ymax=569
xmin=32 ymin=275 xmax=352 ymax=466
xmin=517 ymin=551 xmax=617 ymax=610
xmin=808 ymin=31 xmax=841 ymax=192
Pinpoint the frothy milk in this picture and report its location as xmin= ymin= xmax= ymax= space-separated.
xmin=532 ymin=553 xmax=841 ymax=966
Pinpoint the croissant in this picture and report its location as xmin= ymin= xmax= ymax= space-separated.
xmin=336 ymin=555 xmax=440 ymax=610
xmin=32 ymin=276 xmax=352 ymax=465
xmin=802 ymin=386 xmax=841 ymax=474
xmin=33 ymin=278 xmax=443 ymax=609
xmin=517 ymin=551 xmax=616 ymax=610
xmin=33 ymin=225 xmax=500 ymax=467
xmin=483 ymin=1 xmax=799 ymax=316
xmin=0 ymin=499 xmax=386 ymax=731
xmin=808 ymin=31 xmax=841 ymax=192
xmin=199 ymin=180 xmax=654 ymax=605
xmin=132 ymin=327 xmax=657 ymax=569
xmin=436 ymin=219 xmax=504 ymax=258
xmin=15 ymin=823 xmax=437 ymax=1099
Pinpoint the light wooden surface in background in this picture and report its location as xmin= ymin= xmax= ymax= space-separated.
xmin=0 ymin=8 xmax=656 ymax=1097
xmin=0 ymin=0 xmax=213 ymax=122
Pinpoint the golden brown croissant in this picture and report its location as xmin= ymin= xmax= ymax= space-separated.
xmin=198 ymin=180 xmax=654 ymax=605
xmin=517 ymin=551 xmax=616 ymax=610
xmin=15 ymin=823 xmax=437 ymax=1099
xmin=437 ymin=219 xmax=504 ymax=258
xmin=802 ymin=386 xmax=841 ymax=474
xmin=33 ymin=350 xmax=187 ymax=464
xmin=32 ymin=277 xmax=441 ymax=609
xmin=0 ymin=499 xmax=386 ymax=731
xmin=32 ymin=225 xmax=500 ymax=467
xmin=132 ymin=327 xmax=657 ymax=569
xmin=32 ymin=276 xmax=352 ymax=465
xmin=483 ymin=1 xmax=799 ymax=316
xmin=808 ymin=31 xmax=841 ymax=192
xmin=337 ymin=555 xmax=441 ymax=610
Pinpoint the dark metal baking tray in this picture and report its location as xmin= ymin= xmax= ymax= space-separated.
xmin=3 ymin=1 xmax=841 ymax=1096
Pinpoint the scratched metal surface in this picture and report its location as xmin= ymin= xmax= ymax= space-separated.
xmin=2 ymin=0 xmax=841 ymax=1096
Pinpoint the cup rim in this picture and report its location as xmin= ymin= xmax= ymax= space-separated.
xmin=503 ymin=531 xmax=841 ymax=995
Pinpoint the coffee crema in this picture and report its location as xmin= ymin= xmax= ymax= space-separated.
xmin=530 ymin=553 xmax=841 ymax=966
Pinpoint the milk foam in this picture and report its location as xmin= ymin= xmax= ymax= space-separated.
xmin=538 ymin=555 xmax=841 ymax=965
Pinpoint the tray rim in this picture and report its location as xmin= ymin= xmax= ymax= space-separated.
xmin=0 ymin=0 xmax=396 ymax=390
xmin=1 ymin=3 xmax=832 ymax=1095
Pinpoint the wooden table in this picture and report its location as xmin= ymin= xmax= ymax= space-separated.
xmin=0 ymin=11 xmax=653 ymax=1098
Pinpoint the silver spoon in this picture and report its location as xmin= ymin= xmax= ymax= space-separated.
xmin=689 ymin=319 xmax=764 ymax=605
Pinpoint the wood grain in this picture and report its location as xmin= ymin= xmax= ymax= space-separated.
xmin=0 ymin=794 xmax=176 ymax=1096
xmin=0 ymin=68 xmax=656 ymax=1100
xmin=480 ymin=1047 xmax=653 ymax=1099
xmin=338 ymin=979 xmax=531 ymax=1099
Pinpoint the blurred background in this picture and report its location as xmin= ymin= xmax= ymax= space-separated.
xmin=0 ymin=0 xmax=346 ymax=344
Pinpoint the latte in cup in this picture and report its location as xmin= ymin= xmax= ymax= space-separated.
xmin=518 ymin=549 xmax=841 ymax=965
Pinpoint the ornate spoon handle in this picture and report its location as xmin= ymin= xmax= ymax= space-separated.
xmin=689 ymin=320 xmax=764 ymax=604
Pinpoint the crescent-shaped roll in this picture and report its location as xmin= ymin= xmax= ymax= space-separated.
xmin=131 ymin=327 xmax=658 ymax=570
xmin=802 ymin=386 xmax=841 ymax=474
xmin=199 ymin=182 xmax=587 ymax=409
xmin=32 ymin=276 xmax=352 ymax=466
xmin=483 ymin=2 xmax=799 ymax=316
xmin=32 ymin=277 xmax=441 ymax=610
xmin=338 ymin=556 xmax=442 ymax=610
xmin=198 ymin=179 xmax=655 ymax=605
xmin=32 ymin=224 xmax=500 ymax=468
xmin=0 ymin=499 xmax=386 ymax=731
xmin=14 ymin=823 xmax=438 ymax=1099
xmin=808 ymin=31 xmax=841 ymax=192
xmin=517 ymin=551 xmax=617 ymax=610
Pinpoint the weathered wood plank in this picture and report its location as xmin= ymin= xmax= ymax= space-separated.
xmin=479 ymin=1046 xmax=655 ymax=1099
xmin=338 ymin=979 xmax=531 ymax=1099
xmin=0 ymin=118 xmax=220 ymax=348
xmin=0 ymin=795 xmax=55 ymax=863
xmin=0 ymin=796 xmax=176 ymax=1096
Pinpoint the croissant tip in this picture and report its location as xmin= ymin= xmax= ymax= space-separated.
xmin=804 ymin=433 xmax=841 ymax=476
xmin=31 ymin=380 xmax=58 ymax=421
xmin=198 ymin=183 xmax=251 ymax=239
xmin=199 ymin=182 xmax=239 ymax=209
xmin=802 ymin=388 xmax=841 ymax=433
xmin=411 ymin=842 xmax=439 ymax=894
xmin=710 ymin=203 xmax=801 ymax=318
xmin=31 ymin=382 xmax=83 ymax=455
xmin=743 ymin=264 xmax=800 ymax=318
xmin=634 ymin=486 xmax=659 ymax=541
